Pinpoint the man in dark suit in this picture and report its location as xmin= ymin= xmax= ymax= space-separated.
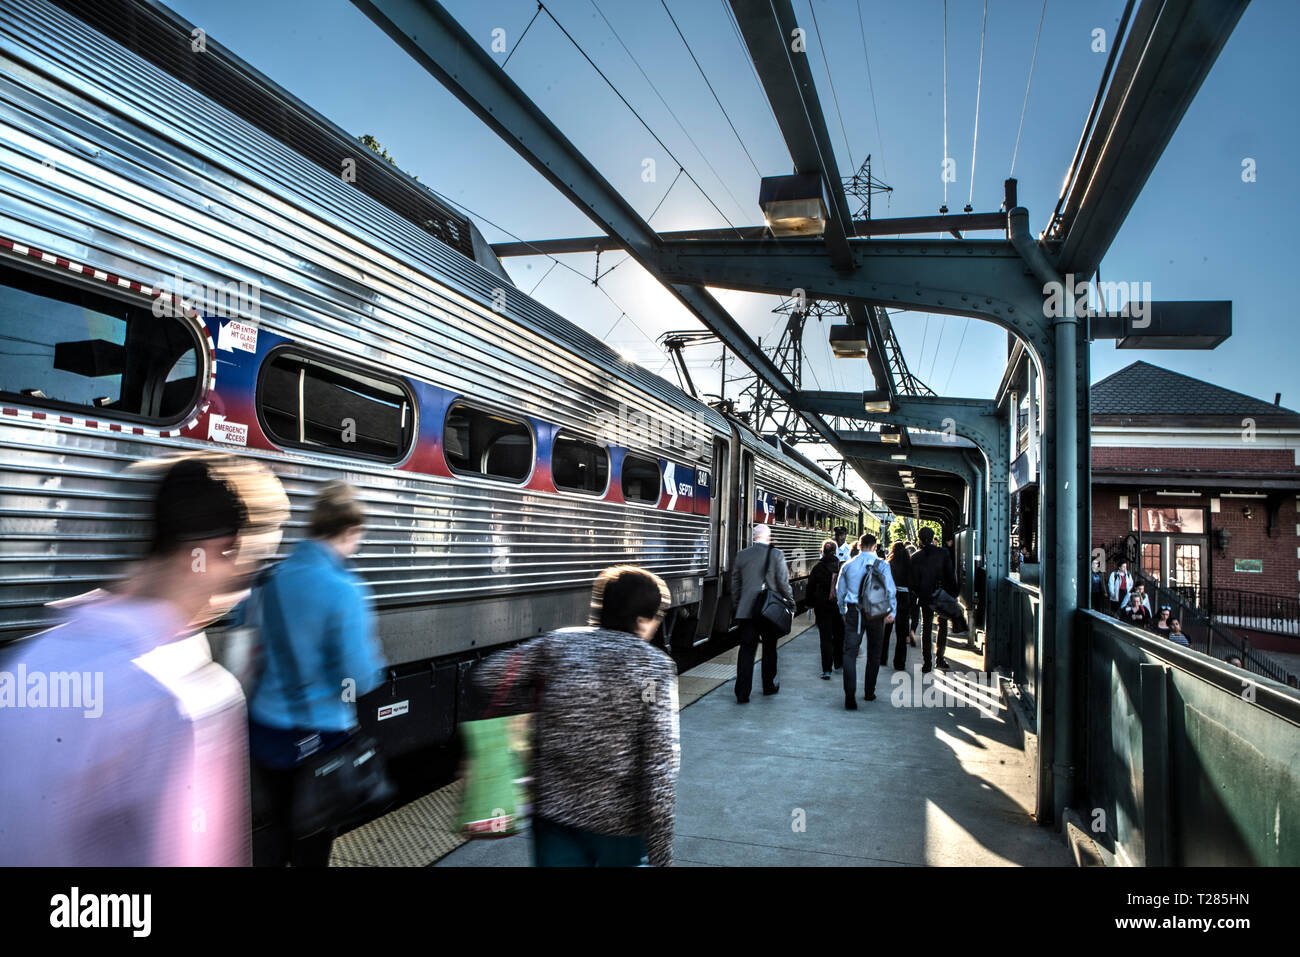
xmin=730 ymin=523 xmax=794 ymax=703
xmin=911 ymin=526 xmax=961 ymax=671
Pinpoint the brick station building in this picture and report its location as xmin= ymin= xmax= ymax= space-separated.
xmin=1089 ymin=361 xmax=1300 ymax=651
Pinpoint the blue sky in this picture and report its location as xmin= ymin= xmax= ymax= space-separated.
xmin=165 ymin=0 xmax=1297 ymax=423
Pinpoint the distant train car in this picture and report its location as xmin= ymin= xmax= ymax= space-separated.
xmin=0 ymin=0 xmax=867 ymax=755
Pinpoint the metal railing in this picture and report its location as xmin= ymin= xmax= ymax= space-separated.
xmin=1081 ymin=611 xmax=1300 ymax=866
xmin=1211 ymin=587 xmax=1300 ymax=639
xmin=1132 ymin=572 xmax=1297 ymax=687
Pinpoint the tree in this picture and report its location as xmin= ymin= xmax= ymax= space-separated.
xmin=357 ymin=134 xmax=419 ymax=181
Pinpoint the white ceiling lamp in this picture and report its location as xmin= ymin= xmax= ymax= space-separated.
xmin=759 ymin=173 xmax=828 ymax=237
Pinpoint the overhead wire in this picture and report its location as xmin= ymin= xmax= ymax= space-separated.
xmin=580 ymin=0 xmax=747 ymax=230
xmin=942 ymin=0 xmax=948 ymax=207
xmin=501 ymin=4 xmax=543 ymax=68
xmin=942 ymin=317 xmax=973 ymax=394
xmin=927 ymin=316 xmax=946 ymax=383
xmin=596 ymin=167 xmax=684 ymax=283
xmin=659 ymin=0 xmax=763 ymax=178
xmin=1010 ymin=0 xmax=1048 ymax=177
xmin=807 ymin=0 xmax=855 ymax=174
xmin=527 ymin=259 xmax=558 ymax=295
xmin=721 ymin=0 xmax=777 ymax=127
xmin=854 ymin=0 xmax=887 ymax=181
xmin=421 ymin=185 xmax=662 ymax=356
xmin=968 ymin=0 xmax=987 ymax=208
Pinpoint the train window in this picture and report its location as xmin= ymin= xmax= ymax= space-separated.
xmin=443 ymin=403 xmax=532 ymax=482
xmin=259 ymin=349 xmax=413 ymax=461
xmin=0 ymin=264 xmax=201 ymax=423
xmin=553 ymin=432 xmax=609 ymax=495
xmin=797 ymin=505 xmax=807 ymax=527
xmin=774 ymin=498 xmax=787 ymax=524
xmin=621 ymin=453 xmax=661 ymax=504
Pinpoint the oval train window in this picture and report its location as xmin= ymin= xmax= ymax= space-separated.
xmin=0 ymin=263 xmax=201 ymax=423
xmin=258 ymin=349 xmax=414 ymax=461
xmin=621 ymin=453 xmax=661 ymax=504
xmin=443 ymin=402 xmax=533 ymax=482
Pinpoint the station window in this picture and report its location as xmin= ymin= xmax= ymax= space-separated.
xmin=621 ymin=453 xmax=662 ymax=504
xmin=553 ymin=432 xmax=609 ymax=495
xmin=443 ymin=403 xmax=533 ymax=482
xmin=259 ymin=350 xmax=413 ymax=461
xmin=774 ymin=498 xmax=787 ymax=524
xmin=0 ymin=263 xmax=201 ymax=423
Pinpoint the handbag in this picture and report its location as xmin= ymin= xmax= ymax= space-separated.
xmin=928 ymin=587 xmax=969 ymax=631
xmin=751 ymin=545 xmax=795 ymax=636
xmin=458 ymin=651 xmax=533 ymax=838
xmin=260 ymin=572 xmax=395 ymax=839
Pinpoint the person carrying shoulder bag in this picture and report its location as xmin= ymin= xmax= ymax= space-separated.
xmin=247 ymin=482 xmax=390 ymax=867
xmin=730 ymin=524 xmax=794 ymax=703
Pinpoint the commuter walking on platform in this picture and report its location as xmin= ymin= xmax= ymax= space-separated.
xmin=1119 ymin=593 xmax=1152 ymax=629
xmin=833 ymin=526 xmax=852 ymax=565
xmin=830 ymin=527 xmax=850 ymax=669
xmin=911 ymin=527 xmax=963 ymax=672
xmin=470 ymin=566 xmax=679 ymax=866
xmin=248 ymin=482 xmax=388 ymax=867
xmin=1107 ymin=561 xmax=1134 ymax=616
xmin=836 ymin=533 xmax=896 ymax=708
xmin=731 ymin=524 xmax=794 ymax=702
xmin=880 ymin=541 xmax=914 ymax=671
xmin=809 ymin=541 xmax=842 ymax=679
xmin=1168 ymin=619 xmax=1190 ymax=647
xmin=0 ymin=453 xmax=287 ymax=866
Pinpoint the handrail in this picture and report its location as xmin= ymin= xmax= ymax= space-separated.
xmin=1210 ymin=587 xmax=1300 ymax=638
xmin=1083 ymin=610 xmax=1300 ymax=726
xmin=1131 ymin=570 xmax=1297 ymax=686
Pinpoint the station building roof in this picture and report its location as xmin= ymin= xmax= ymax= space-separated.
xmin=1092 ymin=361 xmax=1299 ymax=422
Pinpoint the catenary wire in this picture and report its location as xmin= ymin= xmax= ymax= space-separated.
xmin=660 ymin=0 xmax=763 ymax=178
xmin=502 ymin=4 xmax=542 ymax=68
xmin=570 ymin=1 xmax=746 ymax=231
xmin=942 ymin=0 xmax=949 ymax=205
xmin=808 ymin=0 xmax=856 ymax=174
xmin=969 ymin=0 xmax=987 ymax=207
xmin=855 ymin=0 xmax=887 ymax=181
xmin=1010 ymin=0 xmax=1048 ymax=177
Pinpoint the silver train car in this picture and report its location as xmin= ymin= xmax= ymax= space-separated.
xmin=0 ymin=0 xmax=872 ymax=752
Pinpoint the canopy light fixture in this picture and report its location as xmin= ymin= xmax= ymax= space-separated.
xmin=880 ymin=424 xmax=903 ymax=445
xmin=759 ymin=173 xmax=828 ymax=237
xmin=889 ymin=453 xmax=908 ymax=461
xmin=829 ymin=325 xmax=869 ymax=358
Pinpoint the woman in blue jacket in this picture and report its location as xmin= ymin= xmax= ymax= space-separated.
xmin=248 ymin=482 xmax=387 ymax=866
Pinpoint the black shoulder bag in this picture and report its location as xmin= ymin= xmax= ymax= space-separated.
xmin=261 ymin=575 xmax=395 ymax=839
xmin=752 ymin=545 xmax=796 ymax=637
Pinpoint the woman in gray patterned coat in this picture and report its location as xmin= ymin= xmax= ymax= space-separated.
xmin=470 ymin=565 xmax=680 ymax=866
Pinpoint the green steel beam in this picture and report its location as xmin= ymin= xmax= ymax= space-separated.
xmin=349 ymin=0 xmax=846 ymax=452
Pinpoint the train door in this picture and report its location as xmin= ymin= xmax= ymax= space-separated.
xmin=710 ymin=436 xmax=728 ymax=576
xmin=738 ymin=449 xmax=754 ymax=556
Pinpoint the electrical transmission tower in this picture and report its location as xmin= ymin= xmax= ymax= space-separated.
xmin=843 ymin=155 xmax=893 ymax=222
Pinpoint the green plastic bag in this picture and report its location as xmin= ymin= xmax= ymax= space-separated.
xmin=458 ymin=713 xmax=532 ymax=838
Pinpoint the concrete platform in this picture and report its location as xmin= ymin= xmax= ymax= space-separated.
xmin=436 ymin=622 xmax=1072 ymax=867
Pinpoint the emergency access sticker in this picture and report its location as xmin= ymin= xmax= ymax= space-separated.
xmin=206 ymin=414 xmax=248 ymax=446
xmin=377 ymin=700 xmax=410 ymax=721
